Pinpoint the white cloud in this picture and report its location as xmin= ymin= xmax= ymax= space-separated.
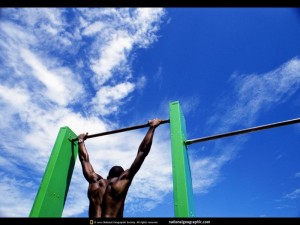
xmin=82 ymin=8 xmax=165 ymax=115
xmin=0 ymin=156 xmax=26 ymax=176
xmin=82 ymin=21 xmax=106 ymax=36
xmin=20 ymin=49 xmax=66 ymax=105
xmin=91 ymin=31 xmax=134 ymax=85
xmin=16 ymin=8 xmax=64 ymax=28
xmin=0 ymin=22 xmax=84 ymax=107
xmin=284 ymin=189 xmax=300 ymax=200
xmin=0 ymin=21 xmax=35 ymax=45
xmin=223 ymin=57 xmax=300 ymax=130
xmin=91 ymin=82 xmax=135 ymax=115
xmin=0 ymin=173 xmax=36 ymax=217
xmin=20 ymin=48 xmax=83 ymax=106
xmin=40 ymin=23 xmax=59 ymax=35
xmin=0 ymin=84 xmax=30 ymax=109
xmin=190 ymin=58 xmax=300 ymax=194
xmin=79 ymin=8 xmax=165 ymax=89
xmin=190 ymin=139 xmax=243 ymax=193
xmin=136 ymin=76 xmax=147 ymax=90
xmin=1 ymin=8 xmax=82 ymax=53
xmin=295 ymin=172 xmax=300 ymax=178
xmin=180 ymin=96 xmax=201 ymax=116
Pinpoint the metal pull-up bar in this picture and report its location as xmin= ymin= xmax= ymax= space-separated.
xmin=72 ymin=119 xmax=170 ymax=142
xmin=185 ymin=117 xmax=300 ymax=145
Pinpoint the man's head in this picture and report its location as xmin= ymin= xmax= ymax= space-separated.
xmin=107 ymin=166 xmax=124 ymax=179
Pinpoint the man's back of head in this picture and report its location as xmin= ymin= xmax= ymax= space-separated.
xmin=107 ymin=166 xmax=124 ymax=179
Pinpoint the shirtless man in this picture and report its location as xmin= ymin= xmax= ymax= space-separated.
xmin=77 ymin=118 xmax=162 ymax=218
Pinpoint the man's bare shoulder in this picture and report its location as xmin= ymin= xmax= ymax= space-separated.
xmin=99 ymin=177 xmax=108 ymax=185
xmin=88 ymin=177 xmax=108 ymax=197
xmin=89 ymin=173 xmax=106 ymax=184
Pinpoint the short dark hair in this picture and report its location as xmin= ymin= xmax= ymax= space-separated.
xmin=107 ymin=166 xmax=124 ymax=179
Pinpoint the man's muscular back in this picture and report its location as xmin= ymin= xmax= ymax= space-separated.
xmin=88 ymin=175 xmax=107 ymax=217
xmin=88 ymin=170 xmax=131 ymax=218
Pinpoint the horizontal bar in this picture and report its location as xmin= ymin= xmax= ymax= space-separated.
xmin=72 ymin=119 xmax=170 ymax=142
xmin=185 ymin=117 xmax=300 ymax=145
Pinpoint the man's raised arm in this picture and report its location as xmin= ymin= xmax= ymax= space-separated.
xmin=78 ymin=133 xmax=100 ymax=182
xmin=126 ymin=118 xmax=162 ymax=180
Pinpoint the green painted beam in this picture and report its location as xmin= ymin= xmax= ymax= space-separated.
xmin=29 ymin=126 xmax=78 ymax=217
xmin=169 ymin=101 xmax=195 ymax=217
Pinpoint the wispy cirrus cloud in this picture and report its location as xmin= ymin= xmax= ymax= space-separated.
xmin=190 ymin=58 xmax=300 ymax=194
xmin=285 ymin=189 xmax=300 ymax=200
xmin=0 ymin=172 xmax=36 ymax=217
xmin=79 ymin=8 xmax=166 ymax=115
xmin=295 ymin=172 xmax=300 ymax=178
xmin=91 ymin=82 xmax=135 ymax=116
xmin=275 ymin=174 xmax=300 ymax=210
xmin=19 ymin=48 xmax=83 ymax=106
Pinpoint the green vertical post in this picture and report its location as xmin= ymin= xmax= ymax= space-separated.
xmin=29 ymin=126 xmax=78 ymax=217
xmin=169 ymin=101 xmax=195 ymax=217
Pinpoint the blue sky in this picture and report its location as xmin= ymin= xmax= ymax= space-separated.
xmin=0 ymin=8 xmax=300 ymax=218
